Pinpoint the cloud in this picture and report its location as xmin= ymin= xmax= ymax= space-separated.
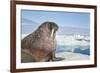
xmin=22 ymin=18 xmax=38 ymax=25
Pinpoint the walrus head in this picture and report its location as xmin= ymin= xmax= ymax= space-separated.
xmin=37 ymin=21 xmax=59 ymax=39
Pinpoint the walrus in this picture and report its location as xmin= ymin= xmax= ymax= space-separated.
xmin=21 ymin=21 xmax=59 ymax=62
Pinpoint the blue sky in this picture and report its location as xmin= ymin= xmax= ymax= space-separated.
xmin=21 ymin=9 xmax=90 ymax=35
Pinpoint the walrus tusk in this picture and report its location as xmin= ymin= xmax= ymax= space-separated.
xmin=50 ymin=28 xmax=56 ymax=61
xmin=51 ymin=29 xmax=54 ymax=38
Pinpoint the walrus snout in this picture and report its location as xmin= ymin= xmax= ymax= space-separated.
xmin=39 ymin=21 xmax=59 ymax=32
xmin=49 ymin=21 xmax=59 ymax=32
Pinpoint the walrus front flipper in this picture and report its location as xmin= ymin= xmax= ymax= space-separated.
xmin=21 ymin=49 xmax=35 ymax=63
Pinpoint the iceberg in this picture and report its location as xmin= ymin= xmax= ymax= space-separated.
xmin=56 ymin=35 xmax=90 ymax=46
xmin=56 ymin=35 xmax=90 ymax=55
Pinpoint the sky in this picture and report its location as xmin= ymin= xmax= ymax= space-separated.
xmin=21 ymin=9 xmax=90 ymax=35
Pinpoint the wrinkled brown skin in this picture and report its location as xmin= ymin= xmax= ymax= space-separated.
xmin=21 ymin=21 xmax=59 ymax=62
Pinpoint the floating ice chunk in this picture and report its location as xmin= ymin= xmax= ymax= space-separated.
xmin=56 ymin=35 xmax=89 ymax=46
xmin=56 ymin=52 xmax=90 ymax=61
